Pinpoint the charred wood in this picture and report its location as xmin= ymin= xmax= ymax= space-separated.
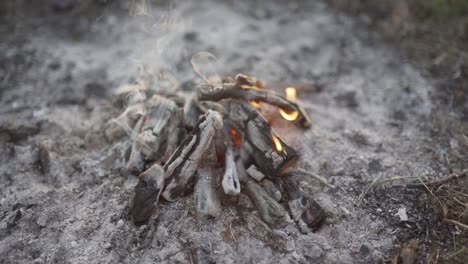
xmin=161 ymin=110 xmax=223 ymax=202
xmin=131 ymin=164 xmax=165 ymax=225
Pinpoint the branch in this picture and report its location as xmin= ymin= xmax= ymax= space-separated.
xmin=197 ymin=77 xmax=311 ymax=128
xmin=407 ymin=170 xmax=467 ymax=188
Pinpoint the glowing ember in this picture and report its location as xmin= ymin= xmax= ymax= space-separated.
xmin=229 ymin=128 xmax=242 ymax=146
xmin=271 ymin=132 xmax=283 ymax=152
xmin=279 ymin=87 xmax=299 ymax=121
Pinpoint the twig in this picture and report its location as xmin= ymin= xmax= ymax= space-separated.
xmin=197 ymin=74 xmax=311 ymax=128
xmin=229 ymin=222 xmax=236 ymax=242
xmin=358 ymin=174 xmax=384 ymax=207
xmin=407 ymin=170 xmax=467 ymax=188
xmin=294 ymin=168 xmax=335 ymax=189
xmin=444 ymin=246 xmax=467 ymax=260
xmin=357 ymin=176 xmax=416 ymax=206
xmin=445 ymin=219 xmax=468 ymax=230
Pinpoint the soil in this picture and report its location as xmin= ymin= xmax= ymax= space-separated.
xmin=1 ymin=0 xmax=467 ymax=263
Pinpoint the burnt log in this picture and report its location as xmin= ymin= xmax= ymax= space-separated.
xmin=278 ymin=177 xmax=326 ymax=229
xmin=161 ymin=110 xmax=223 ymax=202
xmin=194 ymin=143 xmax=222 ymax=218
xmin=244 ymin=179 xmax=287 ymax=225
xmin=131 ymin=164 xmax=165 ymax=225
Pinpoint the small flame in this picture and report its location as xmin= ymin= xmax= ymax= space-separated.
xmin=284 ymin=87 xmax=297 ymax=100
xmin=229 ymin=128 xmax=242 ymax=146
xmin=241 ymin=84 xmax=261 ymax=90
xmin=279 ymin=87 xmax=299 ymax=121
xmin=249 ymin=100 xmax=261 ymax=109
xmin=271 ymin=132 xmax=283 ymax=152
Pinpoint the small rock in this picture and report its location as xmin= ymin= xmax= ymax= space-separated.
xmin=304 ymin=244 xmax=324 ymax=261
xmin=50 ymin=0 xmax=77 ymax=13
xmin=6 ymin=210 xmax=22 ymax=227
xmin=396 ymin=206 xmax=409 ymax=222
xmin=360 ymin=244 xmax=370 ymax=255
xmin=334 ymin=91 xmax=359 ymax=109
xmin=36 ymin=142 xmax=50 ymax=175
xmin=116 ymin=219 xmax=124 ymax=228
xmin=36 ymin=214 xmax=48 ymax=227
xmin=367 ymin=159 xmax=382 ymax=174
xmin=84 ymin=82 xmax=107 ymax=98
xmin=183 ymin=31 xmax=198 ymax=42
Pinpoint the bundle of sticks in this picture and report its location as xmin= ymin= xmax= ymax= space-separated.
xmin=105 ymin=73 xmax=325 ymax=232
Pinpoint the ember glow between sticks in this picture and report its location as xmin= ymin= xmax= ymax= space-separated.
xmin=105 ymin=67 xmax=325 ymax=235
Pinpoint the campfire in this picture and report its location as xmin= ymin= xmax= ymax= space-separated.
xmin=105 ymin=60 xmax=325 ymax=234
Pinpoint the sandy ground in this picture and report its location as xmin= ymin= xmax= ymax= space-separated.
xmin=1 ymin=0 xmax=466 ymax=263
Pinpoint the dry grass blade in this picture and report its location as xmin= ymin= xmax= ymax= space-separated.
xmin=357 ymin=176 xmax=417 ymax=206
xmin=445 ymin=219 xmax=468 ymax=230
xmin=295 ymin=168 xmax=336 ymax=188
xmin=407 ymin=169 xmax=468 ymax=188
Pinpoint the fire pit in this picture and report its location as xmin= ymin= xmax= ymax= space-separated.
xmin=104 ymin=53 xmax=325 ymax=238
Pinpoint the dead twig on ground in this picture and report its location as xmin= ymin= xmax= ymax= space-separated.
xmin=357 ymin=175 xmax=417 ymax=206
xmin=293 ymin=168 xmax=336 ymax=189
xmin=406 ymin=169 xmax=468 ymax=188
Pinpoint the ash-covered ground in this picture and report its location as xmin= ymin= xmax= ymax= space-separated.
xmin=1 ymin=0 xmax=466 ymax=263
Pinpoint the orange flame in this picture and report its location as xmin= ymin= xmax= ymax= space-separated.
xmin=249 ymin=100 xmax=261 ymax=109
xmin=241 ymin=85 xmax=262 ymax=108
xmin=229 ymin=128 xmax=242 ymax=146
xmin=285 ymin=87 xmax=297 ymax=100
xmin=279 ymin=87 xmax=299 ymax=121
xmin=271 ymin=132 xmax=283 ymax=152
xmin=241 ymin=85 xmax=255 ymax=89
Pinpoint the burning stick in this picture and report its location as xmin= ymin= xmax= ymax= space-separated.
xmin=131 ymin=163 xmax=165 ymax=224
xmin=278 ymin=177 xmax=326 ymax=229
xmin=244 ymin=179 xmax=287 ymax=225
xmin=229 ymin=101 xmax=298 ymax=176
xmin=197 ymin=74 xmax=311 ymax=128
xmin=161 ymin=110 xmax=223 ymax=202
xmin=194 ymin=143 xmax=222 ymax=218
